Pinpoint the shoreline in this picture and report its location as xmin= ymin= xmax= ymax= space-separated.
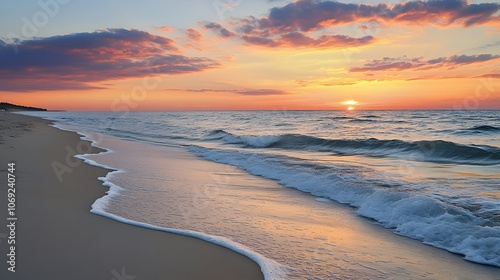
xmin=4 ymin=111 xmax=499 ymax=279
xmin=0 ymin=112 xmax=264 ymax=280
xmin=49 ymin=122 xmax=286 ymax=279
xmin=65 ymin=115 xmax=500 ymax=279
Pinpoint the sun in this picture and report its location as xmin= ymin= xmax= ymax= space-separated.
xmin=341 ymin=100 xmax=358 ymax=111
xmin=341 ymin=100 xmax=358 ymax=106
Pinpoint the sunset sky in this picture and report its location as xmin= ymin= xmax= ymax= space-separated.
xmin=1 ymin=0 xmax=499 ymax=110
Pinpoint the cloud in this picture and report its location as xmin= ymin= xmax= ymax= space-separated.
xmin=204 ymin=0 xmax=500 ymax=49
xmin=350 ymin=54 xmax=499 ymax=72
xmin=478 ymin=73 xmax=500 ymax=78
xmin=204 ymin=22 xmax=236 ymax=38
xmin=0 ymin=81 xmax=105 ymax=92
xmin=157 ymin=25 xmax=174 ymax=32
xmin=248 ymin=0 xmax=500 ymax=35
xmin=446 ymin=54 xmax=499 ymax=64
xmin=205 ymin=20 xmax=374 ymax=48
xmin=230 ymin=89 xmax=289 ymax=95
xmin=242 ymin=32 xmax=374 ymax=48
xmin=460 ymin=40 xmax=500 ymax=53
xmin=225 ymin=0 xmax=499 ymax=49
xmin=295 ymin=77 xmax=360 ymax=87
xmin=0 ymin=29 xmax=220 ymax=92
xmin=168 ymin=88 xmax=291 ymax=95
xmin=186 ymin=28 xmax=203 ymax=41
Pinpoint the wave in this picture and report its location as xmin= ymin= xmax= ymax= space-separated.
xmin=188 ymin=146 xmax=500 ymax=267
xmin=324 ymin=116 xmax=355 ymax=120
xmin=467 ymin=125 xmax=500 ymax=132
xmin=209 ymin=131 xmax=500 ymax=165
xmin=360 ymin=115 xmax=381 ymax=118
xmin=348 ymin=118 xmax=377 ymax=122
xmin=103 ymin=127 xmax=190 ymax=143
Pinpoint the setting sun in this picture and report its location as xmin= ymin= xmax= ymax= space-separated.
xmin=341 ymin=100 xmax=359 ymax=106
xmin=342 ymin=100 xmax=358 ymax=111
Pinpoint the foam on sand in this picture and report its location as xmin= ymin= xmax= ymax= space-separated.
xmin=60 ymin=127 xmax=289 ymax=280
xmin=90 ymin=205 xmax=288 ymax=280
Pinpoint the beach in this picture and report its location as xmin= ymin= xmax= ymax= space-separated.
xmin=2 ymin=0 xmax=499 ymax=278
xmin=4 ymin=110 xmax=498 ymax=279
xmin=1 ymin=111 xmax=499 ymax=279
xmin=0 ymin=112 xmax=264 ymax=280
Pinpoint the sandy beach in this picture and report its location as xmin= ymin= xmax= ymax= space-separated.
xmin=1 ymin=111 xmax=499 ymax=279
xmin=2 ymin=0 xmax=499 ymax=277
xmin=0 ymin=112 xmax=264 ymax=280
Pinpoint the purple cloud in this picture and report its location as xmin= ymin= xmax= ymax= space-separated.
xmin=224 ymin=0 xmax=499 ymax=49
xmin=186 ymin=28 xmax=203 ymax=41
xmin=253 ymin=0 xmax=500 ymax=34
xmin=0 ymin=29 xmax=220 ymax=92
xmin=241 ymin=32 xmax=374 ymax=48
xmin=204 ymin=22 xmax=236 ymax=38
xmin=478 ymin=73 xmax=500 ymax=78
xmin=168 ymin=88 xmax=291 ymax=95
xmin=350 ymin=54 xmax=499 ymax=72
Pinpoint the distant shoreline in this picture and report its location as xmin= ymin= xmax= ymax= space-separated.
xmin=0 ymin=102 xmax=47 ymax=112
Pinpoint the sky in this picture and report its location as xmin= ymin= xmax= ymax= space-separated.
xmin=0 ymin=0 xmax=499 ymax=111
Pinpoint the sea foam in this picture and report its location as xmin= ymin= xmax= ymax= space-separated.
xmin=189 ymin=145 xmax=500 ymax=267
xmin=55 ymin=126 xmax=289 ymax=280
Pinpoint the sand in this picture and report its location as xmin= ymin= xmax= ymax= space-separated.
xmin=0 ymin=112 xmax=264 ymax=280
xmin=2 ymin=112 xmax=499 ymax=279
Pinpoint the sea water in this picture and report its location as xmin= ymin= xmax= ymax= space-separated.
xmin=23 ymin=110 xmax=500 ymax=278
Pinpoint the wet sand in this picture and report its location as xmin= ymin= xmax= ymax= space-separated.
xmin=0 ymin=112 xmax=264 ymax=280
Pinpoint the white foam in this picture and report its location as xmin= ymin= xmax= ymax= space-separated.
xmin=89 ymin=207 xmax=289 ymax=280
xmin=49 ymin=124 xmax=288 ymax=280
xmin=189 ymin=146 xmax=500 ymax=267
xmin=50 ymin=123 xmax=119 ymax=171
xmin=356 ymin=192 xmax=500 ymax=266
xmin=224 ymin=135 xmax=281 ymax=147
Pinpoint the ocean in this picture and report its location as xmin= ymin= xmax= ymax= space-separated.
xmin=23 ymin=110 xmax=500 ymax=279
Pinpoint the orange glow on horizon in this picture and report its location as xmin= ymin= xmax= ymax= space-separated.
xmin=2 ymin=76 xmax=499 ymax=111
